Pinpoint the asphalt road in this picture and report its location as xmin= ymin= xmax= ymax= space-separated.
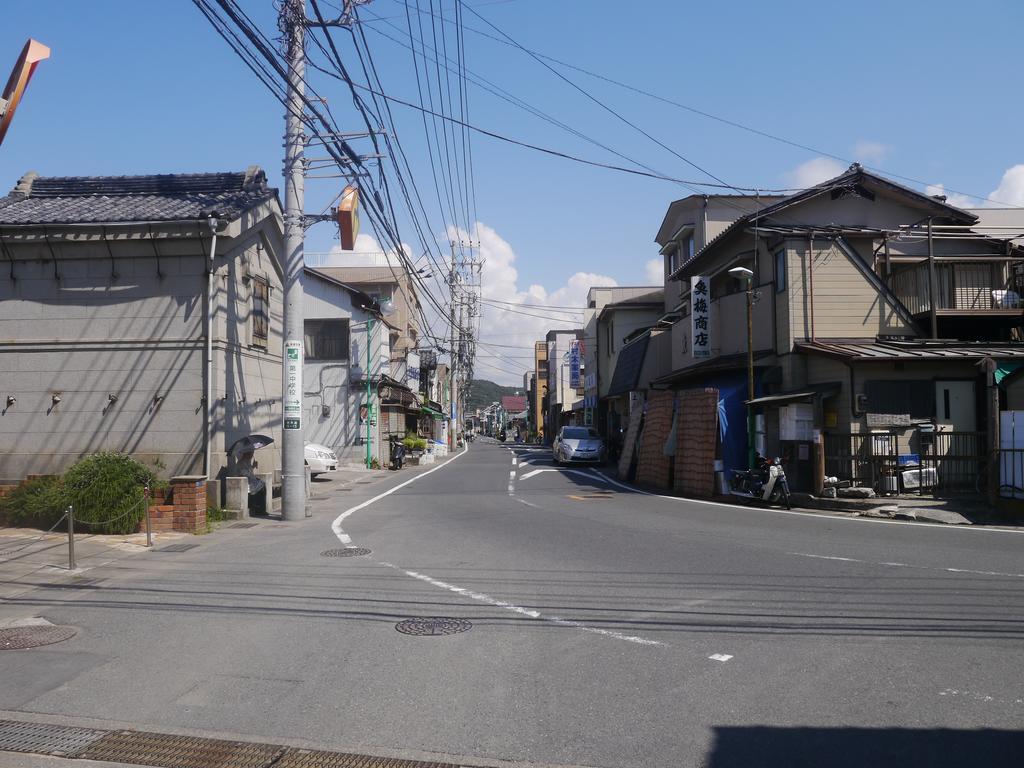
xmin=2 ymin=438 xmax=1023 ymax=768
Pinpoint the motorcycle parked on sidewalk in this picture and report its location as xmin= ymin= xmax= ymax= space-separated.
xmin=389 ymin=438 xmax=406 ymax=471
xmin=729 ymin=455 xmax=792 ymax=509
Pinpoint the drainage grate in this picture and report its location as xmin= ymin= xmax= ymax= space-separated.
xmin=77 ymin=730 xmax=285 ymax=768
xmin=0 ymin=625 xmax=77 ymax=650
xmin=320 ymin=548 xmax=371 ymax=558
xmin=0 ymin=719 xmax=106 ymax=756
xmin=275 ymin=747 xmax=475 ymax=768
xmin=395 ymin=617 xmax=472 ymax=636
xmin=154 ymin=543 xmax=199 ymax=553
xmin=227 ymin=522 xmax=258 ymax=529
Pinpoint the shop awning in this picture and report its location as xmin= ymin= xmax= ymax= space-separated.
xmin=745 ymin=382 xmax=841 ymax=406
xmin=421 ymin=405 xmax=447 ymax=420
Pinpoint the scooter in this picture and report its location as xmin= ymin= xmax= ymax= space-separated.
xmin=389 ymin=440 xmax=406 ymax=471
xmin=729 ymin=455 xmax=792 ymax=509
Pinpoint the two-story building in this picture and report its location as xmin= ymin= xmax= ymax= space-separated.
xmin=544 ymin=328 xmax=583 ymax=440
xmin=0 ymin=168 xmax=284 ymax=483
xmin=657 ymin=164 xmax=1024 ymax=495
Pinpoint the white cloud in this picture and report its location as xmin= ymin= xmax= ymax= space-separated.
xmin=989 ymin=164 xmax=1024 ymax=207
xmin=923 ymin=182 xmax=979 ymax=210
xmin=853 ymin=140 xmax=889 ymax=164
xmin=645 ymin=257 xmax=664 ymax=284
xmin=783 ymin=157 xmax=846 ymax=189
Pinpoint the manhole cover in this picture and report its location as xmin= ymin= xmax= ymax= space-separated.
xmin=227 ymin=522 xmax=258 ymax=529
xmin=395 ymin=617 xmax=472 ymax=636
xmin=154 ymin=543 xmax=198 ymax=553
xmin=78 ymin=730 xmax=284 ymax=768
xmin=320 ymin=547 xmax=371 ymax=558
xmin=0 ymin=625 xmax=77 ymax=650
xmin=0 ymin=719 xmax=106 ymax=756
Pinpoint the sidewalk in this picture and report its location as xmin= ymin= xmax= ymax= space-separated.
xmin=0 ymin=527 xmax=189 ymax=601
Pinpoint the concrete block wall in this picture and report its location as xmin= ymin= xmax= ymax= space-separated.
xmin=617 ymin=396 xmax=645 ymax=479
xmin=674 ymin=388 xmax=719 ymax=498
xmin=636 ymin=390 xmax=676 ymax=490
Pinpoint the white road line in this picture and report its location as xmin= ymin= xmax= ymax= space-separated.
xmin=589 ymin=469 xmax=1024 ymax=536
xmin=521 ymin=467 xmax=608 ymax=482
xmin=331 ymin=443 xmax=469 ymax=546
xmin=790 ymin=551 xmax=1024 ymax=579
xmin=512 ymin=456 xmax=518 ymax=466
xmin=515 ymin=498 xmax=541 ymax=509
xmin=709 ymin=653 xmax=733 ymax=662
xmin=380 ymin=562 xmax=663 ymax=647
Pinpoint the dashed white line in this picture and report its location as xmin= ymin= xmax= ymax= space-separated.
xmin=709 ymin=653 xmax=733 ymax=662
xmin=380 ymin=562 xmax=663 ymax=647
xmin=790 ymin=551 xmax=1024 ymax=579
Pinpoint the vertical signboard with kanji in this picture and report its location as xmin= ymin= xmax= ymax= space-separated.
xmin=284 ymin=340 xmax=302 ymax=429
xmin=691 ymin=276 xmax=711 ymax=359
xmin=569 ymin=340 xmax=582 ymax=389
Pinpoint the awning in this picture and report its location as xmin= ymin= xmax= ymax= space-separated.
xmin=745 ymin=382 xmax=841 ymax=406
xmin=421 ymin=405 xmax=447 ymax=420
xmin=652 ymin=351 xmax=775 ymax=389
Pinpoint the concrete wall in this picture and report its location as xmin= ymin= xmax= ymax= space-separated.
xmin=0 ymin=217 xmax=284 ymax=484
xmin=0 ymin=233 xmax=209 ymax=481
xmin=209 ymin=225 xmax=284 ymax=481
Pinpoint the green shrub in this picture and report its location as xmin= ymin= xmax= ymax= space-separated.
xmin=402 ymin=435 xmax=427 ymax=451
xmin=62 ymin=452 xmax=157 ymax=535
xmin=0 ymin=476 xmax=67 ymax=530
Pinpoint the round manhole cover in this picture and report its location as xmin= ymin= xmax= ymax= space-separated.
xmin=0 ymin=625 xmax=77 ymax=650
xmin=395 ymin=617 xmax=472 ymax=636
xmin=320 ymin=547 xmax=371 ymax=557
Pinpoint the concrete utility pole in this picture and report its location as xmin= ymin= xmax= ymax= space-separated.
xmin=448 ymin=245 xmax=459 ymax=449
xmin=280 ymin=0 xmax=307 ymax=521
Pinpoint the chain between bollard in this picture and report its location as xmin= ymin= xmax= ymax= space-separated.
xmin=66 ymin=504 xmax=76 ymax=571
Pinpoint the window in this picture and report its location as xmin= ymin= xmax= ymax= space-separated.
xmin=775 ymin=249 xmax=787 ymax=293
xmin=251 ymin=278 xmax=269 ymax=348
xmin=684 ymin=234 xmax=695 ymax=261
xmin=304 ymin=319 xmax=350 ymax=361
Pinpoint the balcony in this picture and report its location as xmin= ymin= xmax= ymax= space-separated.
xmin=888 ymin=260 xmax=1023 ymax=317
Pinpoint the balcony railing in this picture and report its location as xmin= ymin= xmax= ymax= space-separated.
xmin=888 ymin=261 xmax=1021 ymax=315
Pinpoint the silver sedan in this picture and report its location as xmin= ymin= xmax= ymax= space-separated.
xmin=552 ymin=426 xmax=606 ymax=465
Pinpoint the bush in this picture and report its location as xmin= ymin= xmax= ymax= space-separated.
xmin=0 ymin=476 xmax=67 ymax=530
xmin=62 ymin=452 xmax=157 ymax=535
xmin=402 ymin=435 xmax=427 ymax=451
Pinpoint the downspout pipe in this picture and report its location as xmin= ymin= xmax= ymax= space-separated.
xmin=203 ymin=217 xmax=221 ymax=479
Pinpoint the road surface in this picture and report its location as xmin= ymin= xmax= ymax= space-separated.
xmin=2 ymin=438 xmax=1022 ymax=767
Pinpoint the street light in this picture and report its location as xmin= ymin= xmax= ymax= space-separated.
xmin=365 ymin=298 xmax=396 ymax=468
xmin=729 ymin=266 xmax=756 ymax=469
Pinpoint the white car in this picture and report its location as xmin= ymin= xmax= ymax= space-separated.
xmin=304 ymin=442 xmax=338 ymax=476
xmin=553 ymin=426 xmax=606 ymax=465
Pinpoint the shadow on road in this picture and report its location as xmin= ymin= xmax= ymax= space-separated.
xmin=705 ymin=725 xmax=1024 ymax=768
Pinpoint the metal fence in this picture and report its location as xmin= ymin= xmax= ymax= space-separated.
xmin=824 ymin=430 xmax=987 ymax=495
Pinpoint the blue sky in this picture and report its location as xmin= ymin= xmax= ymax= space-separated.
xmin=2 ymin=0 xmax=1023 ymax=383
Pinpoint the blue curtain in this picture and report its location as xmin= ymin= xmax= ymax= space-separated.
xmin=702 ymin=371 xmax=761 ymax=475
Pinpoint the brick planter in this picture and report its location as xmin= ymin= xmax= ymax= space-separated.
xmin=141 ymin=476 xmax=207 ymax=534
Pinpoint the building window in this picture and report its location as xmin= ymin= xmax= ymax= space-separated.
xmin=251 ymin=278 xmax=269 ymax=348
xmin=684 ymin=233 xmax=695 ymax=261
xmin=304 ymin=319 xmax=350 ymax=361
xmin=775 ymin=249 xmax=786 ymax=293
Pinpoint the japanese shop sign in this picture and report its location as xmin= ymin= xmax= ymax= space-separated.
xmin=690 ymin=276 xmax=711 ymax=359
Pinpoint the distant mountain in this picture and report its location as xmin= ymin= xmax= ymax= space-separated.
xmin=466 ymin=379 xmax=524 ymax=415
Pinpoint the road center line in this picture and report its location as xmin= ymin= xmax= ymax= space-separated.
xmin=377 ymin=561 xmax=663 ymax=647
xmin=789 ymin=551 xmax=1024 ymax=579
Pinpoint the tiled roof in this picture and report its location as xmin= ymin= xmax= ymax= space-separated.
xmin=796 ymin=339 xmax=1024 ymax=360
xmin=501 ymin=395 xmax=527 ymax=412
xmin=0 ymin=166 xmax=277 ymax=225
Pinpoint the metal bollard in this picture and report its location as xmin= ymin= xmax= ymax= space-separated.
xmin=143 ymin=485 xmax=152 ymax=548
xmin=67 ymin=505 xmax=76 ymax=571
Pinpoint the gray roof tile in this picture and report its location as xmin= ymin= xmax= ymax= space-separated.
xmin=0 ymin=167 xmax=278 ymax=225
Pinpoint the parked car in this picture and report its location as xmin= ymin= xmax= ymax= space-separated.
xmin=553 ymin=426 xmax=606 ymax=465
xmin=304 ymin=442 xmax=338 ymax=476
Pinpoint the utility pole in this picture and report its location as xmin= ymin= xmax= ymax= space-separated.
xmin=448 ymin=243 xmax=459 ymax=449
xmin=280 ymin=0 xmax=306 ymax=521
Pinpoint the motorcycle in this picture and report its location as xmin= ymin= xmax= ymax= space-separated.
xmin=389 ymin=439 xmax=406 ymax=471
xmin=729 ymin=455 xmax=792 ymax=509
